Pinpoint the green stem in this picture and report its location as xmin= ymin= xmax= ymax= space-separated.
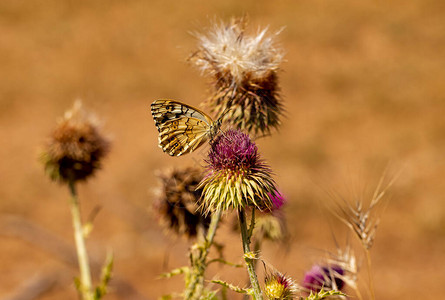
xmin=247 ymin=209 xmax=255 ymax=240
xmin=238 ymin=209 xmax=263 ymax=300
xmin=184 ymin=208 xmax=222 ymax=299
xmin=68 ymin=180 xmax=93 ymax=300
xmin=243 ymin=239 xmax=263 ymax=300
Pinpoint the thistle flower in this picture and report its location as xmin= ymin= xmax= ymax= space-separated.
xmin=198 ymin=129 xmax=277 ymax=214
xmin=302 ymin=264 xmax=345 ymax=293
xmin=41 ymin=100 xmax=110 ymax=183
xmin=153 ymin=166 xmax=211 ymax=238
xmin=191 ymin=18 xmax=284 ymax=136
xmin=264 ymin=270 xmax=297 ymax=300
xmin=270 ymin=191 xmax=286 ymax=211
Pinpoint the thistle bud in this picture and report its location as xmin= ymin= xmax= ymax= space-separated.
xmin=264 ymin=270 xmax=297 ymax=300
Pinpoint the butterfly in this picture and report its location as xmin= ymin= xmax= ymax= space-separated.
xmin=151 ymin=99 xmax=224 ymax=156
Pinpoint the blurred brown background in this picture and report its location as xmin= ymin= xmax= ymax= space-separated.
xmin=1 ymin=0 xmax=444 ymax=299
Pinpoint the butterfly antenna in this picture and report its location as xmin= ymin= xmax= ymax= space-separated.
xmin=217 ymin=106 xmax=232 ymax=122
xmin=212 ymin=108 xmax=231 ymax=137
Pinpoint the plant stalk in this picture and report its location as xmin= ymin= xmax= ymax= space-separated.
xmin=68 ymin=180 xmax=94 ymax=300
xmin=238 ymin=209 xmax=263 ymax=300
xmin=366 ymin=249 xmax=375 ymax=300
xmin=184 ymin=208 xmax=222 ymax=299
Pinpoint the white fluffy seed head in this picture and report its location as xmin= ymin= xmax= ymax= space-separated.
xmin=194 ymin=19 xmax=283 ymax=85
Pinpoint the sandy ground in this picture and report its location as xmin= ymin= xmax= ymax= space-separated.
xmin=1 ymin=0 xmax=444 ymax=299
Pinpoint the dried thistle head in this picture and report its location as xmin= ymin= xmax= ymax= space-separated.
xmin=191 ymin=17 xmax=284 ymax=136
xmin=152 ymin=166 xmax=211 ymax=238
xmin=198 ymin=129 xmax=277 ymax=214
xmin=263 ymin=264 xmax=297 ymax=300
xmin=41 ymin=100 xmax=110 ymax=183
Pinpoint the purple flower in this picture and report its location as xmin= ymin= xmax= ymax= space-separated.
xmin=198 ymin=129 xmax=277 ymax=214
xmin=207 ymin=129 xmax=258 ymax=171
xmin=270 ymin=191 xmax=286 ymax=210
xmin=302 ymin=265 xmax=345 ymax=292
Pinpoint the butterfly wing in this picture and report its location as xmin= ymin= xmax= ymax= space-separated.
xmin=157 ymin=117 xmax=210 ymax=156
xmin=151 ymin=100 xmax=215 ymax=156
xmin=151 ymin=100 xmax=213 ymax=131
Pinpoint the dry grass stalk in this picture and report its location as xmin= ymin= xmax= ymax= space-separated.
xmin=333 ymin=170 xmax=398 ymax=250
xmin=330 ymin=169 xmax=400 ymax=300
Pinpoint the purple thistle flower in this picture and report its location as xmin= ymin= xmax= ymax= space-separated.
xmin=207 ymin=129 xmax=258 ymax=171
xmin=198 ymin=129 xmax=277 ymax=214
xmin=302 ymin=265 xmax=345 ymax=293
xmin=270 ymin=191 xmax=286 ymax=210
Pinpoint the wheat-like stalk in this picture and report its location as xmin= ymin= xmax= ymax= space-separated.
xmin=330 ymin=168 xmax=400 ymax=300
xmin=333 ymin=169 xmax=398 ymax=250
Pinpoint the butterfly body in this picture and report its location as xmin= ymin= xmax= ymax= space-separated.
xmin=151 ymin=100 xmax=221 ymax=156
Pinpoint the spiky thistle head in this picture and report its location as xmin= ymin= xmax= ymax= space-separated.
xmin=302 ymin=264 xmax=345 ymax=293
xmin=198 ymin=129 xmax=277 ymax=214
xmin=264 ymin=270 xmax=297 ymax=300
xmin=191 ymin=17 xmax=284 ymax=136
xmin=41 ymin=100 xmax=110 ymax=183
xmin=152 ymin=166 xmax=211 ymax=238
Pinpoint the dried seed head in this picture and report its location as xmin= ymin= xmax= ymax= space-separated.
xmin=302 ymin=265 xmax=345 ymax=293
xmin=191 ymin=18 xmax=284 ymax=136
xmin=330 ymin=168 xmax=398 ymax=251
xmin=264 ymin=270 xmax=297 ymax=300
xmin=198 ymin=129 xmax=277 ymax=214
xmin=41 ymin=101 xmax=110 ymax=183
xmin=152 ymin=166 xmax=211 ymax=238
